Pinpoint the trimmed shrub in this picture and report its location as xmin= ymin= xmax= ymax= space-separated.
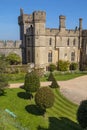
xmin=48 ymin=72 xmax=54 ymax=81
xmin=24 ymin=71 xmax=40 ymax=93
xmin=70 ymin=62 xmax=78 ymax=70
xmin=77 ymin=100 xmax=87 ymax=129
xmin=50 ymin=77 xmax=60 ymax=88
xmin=35 ymin=87 xmax=55 ymax=111
xmin=49 ymin=64 xmax=56 ymax=72
xmin=58 ymin=60 xmax=70 ymax=71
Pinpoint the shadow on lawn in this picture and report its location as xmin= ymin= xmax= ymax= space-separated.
xmin=37 ymin=117 xmax=82 ymax=130
xmin=25 ymin=104 xmax=45 ymax=116
xmin=17 ymin=92 xmax=30 ymax=99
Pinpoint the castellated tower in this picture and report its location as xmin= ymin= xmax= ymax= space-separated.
xmin=18 ymin=9 xmax=46 ymax=65
xmin=33 ymin=11 xmax=46 ymax=66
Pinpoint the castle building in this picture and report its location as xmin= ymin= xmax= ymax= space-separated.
xmin=17 ymin=9 xmax=87 ymax=70
xmin=0 ymin=9 xmax=87 ymax=70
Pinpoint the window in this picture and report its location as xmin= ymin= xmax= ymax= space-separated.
xmin=27 ymin=50 xmax=30 ymax=62
xmin=49 ymin=38 xmax=52 ymax=45
xmin=71 ymin=52 xmax=75 ymax=61
xmin=48 ymin=51 xmax=52 ymax=62
xmin=73 ymin=39 xmax=76 ymax=46
xmin=27 ymin=38 xmax=30 ymax=47
xmin=67 ymin=38 xmax=69 ymax=46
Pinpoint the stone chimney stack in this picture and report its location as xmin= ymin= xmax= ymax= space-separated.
xmin=79 ymin=18 xmax=82 ymax=30
xmin=59 ymin=15 xmax=66 ymax=30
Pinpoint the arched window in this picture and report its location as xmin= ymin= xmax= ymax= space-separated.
xmin=71 ymin=52 xmax=75 ymax=61
xmin=48 ymin=51 xmax=52 ymax=62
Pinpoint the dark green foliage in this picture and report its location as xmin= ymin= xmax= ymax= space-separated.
xmin=0 ymin=54 xmax=8 ymax=73
xmin=48 ymin=72 xmax=54 ymax=81
xmin=58 ymin=60 xmax=70 ymax=71
xmin=35 ymin=87 xmax=55 ymax=111
xmin=24 ymin=71 xmax=40 ymax=93
xmin=77 ymin=100 xmax=87 ymax=129
xmin=49 ymin=64 xmax=56 ymax=72
xmin=6 ymin=53 xmax=22 ymax=65
xmin=0 ymin=74 xmax=8 ymax=95
xmin=70 ymin=62 xmax=78 ymax=70
xmin=50 ymin=76 xmax=60 ymax=88
xmin=0 ymin=55 xmax=9 ymax=95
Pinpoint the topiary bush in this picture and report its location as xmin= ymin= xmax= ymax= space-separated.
xmin=50 ymin=76 xmax=60 ymax=88
xmin=70 ymin=62 xmax=78 ymax=70
xmin=48 ymin=72 xmax=54 ymax=81
xmin=35 ymin=87 xmax=55 ymax=111
xmin=49 ymin=64 xmax=56 ymax=72
xmin=77 ymin=100 xmax=87 ymax=129
xmin=24 ymin=71 xmax=40 ymax=93
xmin=58 ymin=60 xmax=70 ymax=71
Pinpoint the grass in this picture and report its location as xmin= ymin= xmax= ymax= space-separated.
xmin=6 ymin=71 xmax=87 ymax=83
xmin=0 ymin=88 xmax=82 ymax=130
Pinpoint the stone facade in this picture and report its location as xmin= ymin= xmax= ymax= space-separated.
xmin=0 ymin=40 xmax=22 ymax=58
xmin=18 ymin=9 xmax=87 ymax=70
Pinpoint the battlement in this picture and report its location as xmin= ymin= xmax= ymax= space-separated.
xmin=0 ymin=40 xmax=21 ymax=48
xmin=33 ymin=11 xmax=46 ymax=22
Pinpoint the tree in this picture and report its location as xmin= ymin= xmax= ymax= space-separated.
xmin=35 ymin=87 xmax=55 ymax=113
xmin=24 ymin=71 xmax=40 ymax=96
xmin=0 ymin=55 xmax=9 ymax=95
xmin=0 ymin=54 xmax=8 ymax=73
xmin=58 ymin=60 xmax=70 ymax=71
xmin=6 ymin=53 xmax=22 ymax=65
xmin=70 ymin=62 xmax=78 ymax=70
xmin=77 ymin=100 xmax=87 ymax=129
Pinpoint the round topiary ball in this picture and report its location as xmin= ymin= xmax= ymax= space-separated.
xmin=24 ymin=71 xmax=40 ymax=93
xmin=35 ymin=87 xmax=55 ymax=110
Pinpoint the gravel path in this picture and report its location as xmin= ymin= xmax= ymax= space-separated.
xmin=9 ymin=75 xmax=87 ymax=104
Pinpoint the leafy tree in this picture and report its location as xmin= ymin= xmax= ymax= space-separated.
xmin=77 ymin=100 xmax=87 ymax=129
xmin=0 ymin=55 xmax=9 ymax=95
xmin=24 ymin=71 xmax=40 ymax=95
xmin=0 ymin=54 xmax=8 ymax=73
xmin=6 ymin=53 xmax=22 ymax=65
xmin=70 ymin=62 xmax=78 ymax=70
xmin=35 ymin=87 xmax=55 ymax=113
xmin=58 ymin=60 xmax=70 ymax=71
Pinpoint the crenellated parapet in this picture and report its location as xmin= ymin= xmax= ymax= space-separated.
xmin=0 ymin=40 xmax=21 ymax=49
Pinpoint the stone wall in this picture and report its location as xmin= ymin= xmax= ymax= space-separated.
xmin=0 ymin=40 xmax=22 ymax=58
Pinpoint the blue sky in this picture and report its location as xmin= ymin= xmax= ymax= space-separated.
xmin=0 ymin=0 xmax=87 ymax=40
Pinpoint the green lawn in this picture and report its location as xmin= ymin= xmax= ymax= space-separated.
xmin=7 ymin=71 xmax=87 ymax=83
xmin=0 ymin=88 xmax=82 ymax=130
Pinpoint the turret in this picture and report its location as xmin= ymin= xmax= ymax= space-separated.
xmin=59 ymin=15 xmax=66 ymax=30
